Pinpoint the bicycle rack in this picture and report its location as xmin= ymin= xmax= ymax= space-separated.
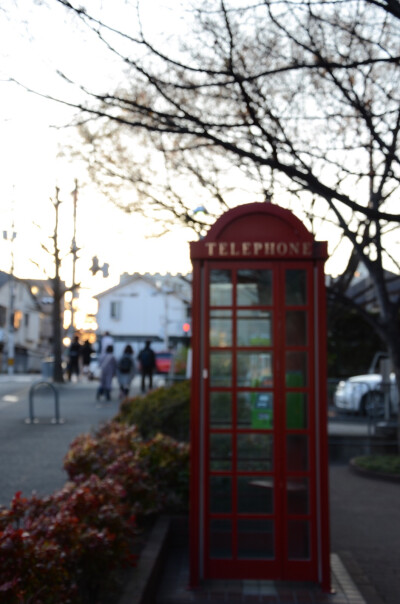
xmin=25 ymin=381 xmax=64 ymax=424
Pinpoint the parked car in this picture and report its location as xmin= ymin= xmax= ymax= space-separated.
xmin=155 ymin=351 xmax=173 ymax=374
xmin=334 ymin=372 xmax=398 ymax=416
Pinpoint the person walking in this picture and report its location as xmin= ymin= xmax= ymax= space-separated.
xmin=138 ymin=340 xmax=156 ymax=393
xmin=67 ymin=336 xmax=81 ymax=382
xmin=96 ymin=344 xmax=117 ymax=402
xmin=117 ymin=344 xmax=136 ymax=399
xmin=81 ymin=339 xmax=94 ymax=378
xmin=100 ymin=331 xmax=114 ymax=357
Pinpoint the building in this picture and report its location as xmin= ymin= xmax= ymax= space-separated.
xmin=94 ymin=273 xmax=192 ymax=357
xmin=0 ymin=272 xmax=64 ymax=373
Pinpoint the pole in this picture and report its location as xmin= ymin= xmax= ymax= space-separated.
xmin=70 ymin=179 xmax=78 ymax=336
xmin=7 ymin=221 xmax=16 ymax=376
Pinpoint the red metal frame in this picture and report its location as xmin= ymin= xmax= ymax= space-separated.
xmin=190 ymin=203 xmax=330 ymax=591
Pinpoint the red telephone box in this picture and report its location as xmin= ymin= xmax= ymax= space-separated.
xmin=189 ymin=202 xmax=330 ymax=591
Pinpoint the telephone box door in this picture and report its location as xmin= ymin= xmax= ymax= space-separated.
xmin=204 ymin=262 xmax=318 ymax=581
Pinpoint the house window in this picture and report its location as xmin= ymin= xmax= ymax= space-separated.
xmin=0 ymin=305 xmax=6 ymax=328
xmin=14 ymin=310 xmax=23 ymax=329
xmin=110 ymin=301 xmax=121 ymax=320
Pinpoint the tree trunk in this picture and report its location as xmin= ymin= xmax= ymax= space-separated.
xmin=52 ymin=276 xmax=64 ymax=383
xmin=51 ymin=187 xmax=65 ymax=384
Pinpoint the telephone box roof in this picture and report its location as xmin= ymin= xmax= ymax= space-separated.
xmin=191 ymin=202 xmax=328 ymax=261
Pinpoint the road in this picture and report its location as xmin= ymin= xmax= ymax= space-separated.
xmin=0 ymin=375 xmax=121 ymax=506
xmin=0 ymin=373 xmax=171 ymax=507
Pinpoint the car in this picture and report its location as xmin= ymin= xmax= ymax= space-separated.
xmin=155 ymin=351 xmax=173 ymax=374
xmin=334 ymin=372 xmax=398 ymax=416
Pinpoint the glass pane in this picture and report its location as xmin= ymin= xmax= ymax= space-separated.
xmin=288 ymin=520 xmax=310 ymax=559
xmin=210 ymin=309 xmax=232 ymax=347
xmin=237 ymin=391 xmax=273 ymax=429
xmin=237 ymin=270 xmax=272 ymax=306
xmin=238 ymin=476 xmax=274 ymax=514
xmin=286 ymin=352 xmax=307 ymax=387
xmin=286 ymin=270 xmax=307 ymax=306
xmin=210 ymin=392 xmax=232 ymax=428
xmin=210 ymin=270 xmax=232 ymax=306
xmin=210 ymin=351 xmax=232 ymax=386
xmin=210 ymin=433 xmax=232 ymax=470
xmin=238 ymin=519 xmax=274 ymax=559
xmin=237 ymin=433 xmax=273 ymax=471
xmin=210 ymin=519 xmax=232 ymax=559
xmin=286 ymin=311 xmax=307 ymax=346
xmin=237 ymin=392 xmax=253 ymax=428
xmin=287 ymin=478 xmax=309 ymax=515
xmin=210 ymin=476 xmax=232 ymax=513
xmin=287 ymin=435 xmax=309 ymax=472
xmin=286 ymin=393 xmax=308 ymax=429
xmin=237 ymin=352 xmax=273 ymax=387
xmin=237 ymin=310 xmax=272 ymax=346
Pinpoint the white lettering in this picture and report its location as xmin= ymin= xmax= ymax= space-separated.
xmin=206 ymin=242 xmax=217 ymax=256
xmin=219 ymin=242 xmax=228 ymax=256
xmin=206 ymin=240 xmax=313 ymax=257
xmin=230 ymin=242 xmax=240 ymax=256
xmin=242 ymin=242 xmax=251 ymax=255
xmin=264 ymin=242 xmax=275 ymax=255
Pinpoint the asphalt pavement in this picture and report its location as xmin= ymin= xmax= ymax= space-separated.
xmin=0 ymin=375 xmax=399 ymax=603
xmin=0 ymin=373 xmax=163 ymax=506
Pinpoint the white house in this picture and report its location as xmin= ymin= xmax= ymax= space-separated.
xmin=0 ymin=272 xmax=41 ymax=372
xmin=0 ymin=272 xmax=66 ymax=373
xmin=94 ymin=273 xmax=192 ymax=358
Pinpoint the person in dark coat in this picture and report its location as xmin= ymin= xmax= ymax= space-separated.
xmin=67 ymin=336 xmax=81 ymax=381
xmin=96 ymin=345 xmax=117 ymax=401
xmin=138 ymin=340 xmax=156 ymax=393
xmin=81 ymin=339 xmax=94 ymax=377
xmin=117 ymin=344 xmax=136 ymax=399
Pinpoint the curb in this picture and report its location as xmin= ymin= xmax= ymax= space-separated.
xmin=349 ymin=458 xmax=400 ymax=484
xmin=119 ymin=516 xmax=170 ymax=604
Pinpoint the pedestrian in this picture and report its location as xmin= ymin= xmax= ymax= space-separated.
xmin=100 ymin=331 xmax=114 ymax=357
xmin=81 ymin=339 xmax=94 ymax=378
xmin=117 ymin=344 xmax=136 ymax=399
xmin=67 ymin=336 xmax=81 ymax=382
xmin=138 ymin=340 xmax=156 ymax=393
xmin=96 ymin=344 xmax=117 ymax=402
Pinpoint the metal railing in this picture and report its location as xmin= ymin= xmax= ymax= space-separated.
xmin=25 ymin=381 xmax=64 ymax=425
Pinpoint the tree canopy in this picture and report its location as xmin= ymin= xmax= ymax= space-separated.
xmin=47 ymin=0 xmax=400 ymax=266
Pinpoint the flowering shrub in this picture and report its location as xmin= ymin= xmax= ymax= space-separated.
xmin=64 ymin=421 xmax=189 ymax=515
xmin=64 ymin=422 xmax=142 ymax=480
xmin=116 ymin=380 xmax=190 ymax=442
xmin=1 ymin=390 xmax=190 ymax=602
xmin=137 ymin=433 xmax=190 ymax=511
xmin=0 ymin=477 xmax=136 ymax=603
